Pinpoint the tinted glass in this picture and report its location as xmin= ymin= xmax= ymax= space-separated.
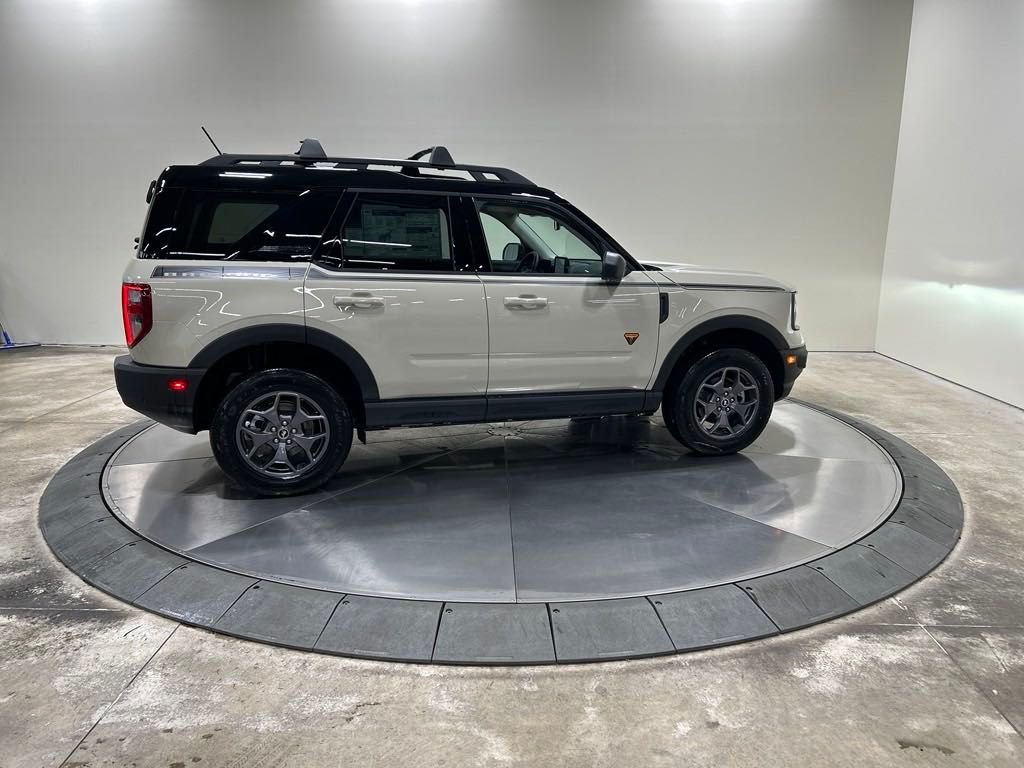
xmin=167 ymin=189 xmax=340 ymax=261
xmin=335 ymin=193 xmax=452 ymax=272
xmin=138 ymin=188 xmax=181 ymax=259
xmin=475 ymin=200 xmax=602 ymax=275
xmin=246 ymin=192 xmax=340 ymax=261
xmin=208 ymin=201 xmax=279 ymax=244
xmin=339 ymin=194 xmax=452 ymax=272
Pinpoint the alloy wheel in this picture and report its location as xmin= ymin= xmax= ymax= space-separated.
xmin=692 ymin=366 xmax=760 ymax=439
xmin=235 ymin=391 xmax=331 ymax=480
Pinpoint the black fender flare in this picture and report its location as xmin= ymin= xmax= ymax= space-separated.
xmin=189 ymin=323 xmax=380 ymax=401
xmin=305 ymin=327 xmax=380 ymax=401
xmin=652 ymin=315 xmax=787 ymax=392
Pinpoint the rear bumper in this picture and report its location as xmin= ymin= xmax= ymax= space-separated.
xmin=778 ymin=346 xmax=808 ymax=399
xmin=114 ymin=355 xmax=205 ymax=433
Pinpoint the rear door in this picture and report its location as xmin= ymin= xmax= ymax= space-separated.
xmin=304 ymin=191 xmax=489 ymax=403
xmin=467 ymin=196 xmax=662 ymax=396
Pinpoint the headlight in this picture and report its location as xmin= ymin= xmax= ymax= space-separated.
xmin=790 ymin=292 xmax=800 ymax=331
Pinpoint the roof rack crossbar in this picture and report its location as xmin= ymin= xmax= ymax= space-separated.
xmin=200 ymin=152 xmax=533 ymax=186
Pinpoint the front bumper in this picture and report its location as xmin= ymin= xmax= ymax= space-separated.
xmin=778 ymin=345 xmax=808 ymax=399
xmin=114 ymin=355 xmax=205 ymax=433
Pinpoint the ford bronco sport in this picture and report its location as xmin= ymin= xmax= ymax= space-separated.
xmin=115 ymin=140 xmax=807 ymax=495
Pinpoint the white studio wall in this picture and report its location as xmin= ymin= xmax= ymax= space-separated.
xmin=0 ymin=0 xmax=912 ymax=349
xmin=877 ymin=0 xmax=1024 ymax=408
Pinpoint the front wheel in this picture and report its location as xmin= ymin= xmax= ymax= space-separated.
xmin=664 ymin=348 xmax=774 ymax=455
xmin=210 ymin=369 xmax=353 ymax=496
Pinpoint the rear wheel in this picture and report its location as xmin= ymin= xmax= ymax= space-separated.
xmin=210 ymin=369 xmax=353 ymax=496
xmin=664 ymin=348 xmax=774 ymax=455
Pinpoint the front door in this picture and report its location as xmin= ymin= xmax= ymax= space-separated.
xmin=468 ymin=197 xmax=661 ymax=396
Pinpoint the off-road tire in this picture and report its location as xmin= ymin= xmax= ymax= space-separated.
xmin=664 ymin=348 xmax=774 ymax=456
xmin=210 ymin=368 xmax=353 ymax=496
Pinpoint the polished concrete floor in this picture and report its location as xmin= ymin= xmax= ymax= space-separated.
xmin=2 ymin=348 xmax=1023 ymax=767
xmin=105 ymin=404 xmax=899 ymax=601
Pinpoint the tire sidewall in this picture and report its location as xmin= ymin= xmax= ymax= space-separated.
xmin=210 ymin=369 xmax=353 ymax=496
xmin=661 ymin=397 xmax=683 ymax=442
xmin=673 ymin=348 xmax=775 ymax=455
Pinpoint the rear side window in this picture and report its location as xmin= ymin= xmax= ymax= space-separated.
xmin=146 ymin=188 xmax=341 ymax=261
xmin=337 ymin=194 xmax=452 ymax=272
xmin=207 ymin=201 xmax=280 ymax=244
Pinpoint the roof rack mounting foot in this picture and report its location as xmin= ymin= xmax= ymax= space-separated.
xmin=408 ymin=146 xmax=455 ymax=166
xmin=296 ymin=138 xmax=327 ymax=159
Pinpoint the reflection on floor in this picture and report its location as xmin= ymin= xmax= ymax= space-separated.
xmin=104 ymin=402 xmax=900 ymax=602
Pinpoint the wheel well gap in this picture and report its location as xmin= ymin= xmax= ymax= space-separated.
xmin=666 ymin=329 xmax=783 ymax=400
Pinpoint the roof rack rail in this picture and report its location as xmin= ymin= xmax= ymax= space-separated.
xmin=198 ymin=140 xmax=533 ymax=186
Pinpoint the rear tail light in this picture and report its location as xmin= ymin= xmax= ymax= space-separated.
xmin=121 ymin=283 xmax=153 ymax=348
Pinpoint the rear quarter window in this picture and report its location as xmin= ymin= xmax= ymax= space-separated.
xmin=206 ymin=201 xmax=280 ymax=244
xmin=141 ymin=187 xmax=342 ymax=261
xmin=138 ymin=188 xmax=181 ymax=259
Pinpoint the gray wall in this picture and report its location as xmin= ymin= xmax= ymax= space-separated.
xmin=0 ymin=0 xmax=911 ymax=349
xmin=877 ymin=0 xmax=1024 ymax=408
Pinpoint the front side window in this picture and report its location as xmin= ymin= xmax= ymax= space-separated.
xmin=475 ymin=199 xmax=603 ymax=275
xmin=337 ymin=194 xmax=452 ymax=272
xmin=169 ymin=189 xmax=340 ymax=261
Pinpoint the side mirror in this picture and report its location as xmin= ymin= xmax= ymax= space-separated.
xmin=502 ymin=242 xmax=523 ymax=262
xmin=601 ymin=251 xmax=626 ymax=283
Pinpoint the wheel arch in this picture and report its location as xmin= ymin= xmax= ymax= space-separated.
xmin=654 ymin=316 xmax=786 ymax=402
xmin=189 ymin=325 xmax=379 ymax=432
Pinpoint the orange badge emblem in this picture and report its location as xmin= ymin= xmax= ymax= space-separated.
xmin=624 ymin=332 xmax=640 ymax=345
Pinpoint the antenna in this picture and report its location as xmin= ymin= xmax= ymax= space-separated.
xmin=201 ymin=126 xmax=223 ymax=155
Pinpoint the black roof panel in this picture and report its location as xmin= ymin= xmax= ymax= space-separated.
xmin=161 ymin=163 xmax=555 ymax=198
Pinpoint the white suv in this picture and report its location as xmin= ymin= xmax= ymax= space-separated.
xmin=115 ymin=142 xmax=806 ymax=495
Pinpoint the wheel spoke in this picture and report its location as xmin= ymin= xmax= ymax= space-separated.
xmin=715 ymin=409 xmax=736 ymax=436
xmin=249 ymin=443 xmax=276 ymax=468
xmin=696 ymin=388 xmax=715 ymax=408
xmin=244 ymin=432 xmax=275 ymax=457
xmin=252 ymin=393 xmax=282 ymax=427
xmin=270 ymin=441 xmax=294 ymax=470
xmin=296 ymin=399 xmax=326 ymax=425
xmin=291 ymin=433 xmax=319 ymax=462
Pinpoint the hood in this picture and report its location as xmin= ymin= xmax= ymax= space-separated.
xmin=641 ymin=261 xmax=794 ymax=291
